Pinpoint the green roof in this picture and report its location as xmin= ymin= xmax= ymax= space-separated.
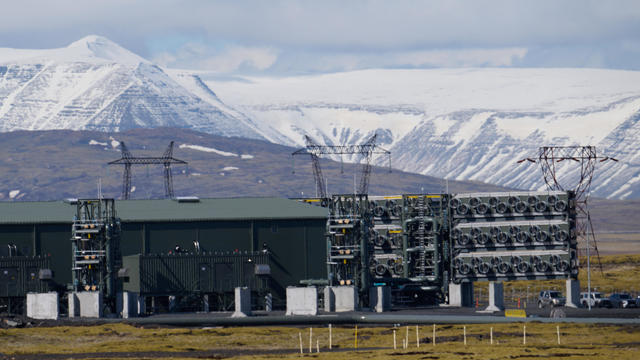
xmin=0 ymin=198 xmax=328 ymax=224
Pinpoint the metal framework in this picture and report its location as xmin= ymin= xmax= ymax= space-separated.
xmin=292 ymin=134 xmax=391 ymax=197
xmin=519 ymin=146 xmax=619 ymax=269
xmin=108 ymin=141 xmax=187 ymax=199
xmin=70 ymin=199 xmax=121 ymax=303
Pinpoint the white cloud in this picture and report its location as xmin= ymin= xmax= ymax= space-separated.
xmin=199 ymin=46 xmax=278 ymax=72
xmin=154 ymin=43 xmax=278 ymax=72
xmin=1 ymin=1 xmax=639 ymax=72
xmin=392 ymin=48 xmax=528 ymax=68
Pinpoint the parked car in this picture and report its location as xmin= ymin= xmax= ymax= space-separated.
xmin=580 ymin=292 xmax=612 ymax=308
xmin=538 ymin=290 xmax=566 ymax=308
xmin=609 ymin=293 xmax=637 ymax=308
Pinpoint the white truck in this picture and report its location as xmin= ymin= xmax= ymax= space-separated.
xmin=580 ymin=292 xmax=611 ymax=308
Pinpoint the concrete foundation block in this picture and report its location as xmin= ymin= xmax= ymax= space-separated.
xmin=566 ymin=279 xmax=580 ymax=308
xmin=449 ymin=282 xmax=474 ymax=307
xmin=485 ymin=282 xmax=504 ymax=312
xmin=232 ymin=287 xmax=252 ymax=317
xmin=286 ymin=286 xmax=317 ymax=316
xmin=68 ymin=292 xmax=102 ymax=318
xmin=117 ymin=292 xmax=143 ymax=318
xmin=369 ymin=286 xmax=391 ymax=313
xmin=327 ymin=286 xmax=358 ymax=312
xmin=27 ymin=292 xmax=59 ymax=320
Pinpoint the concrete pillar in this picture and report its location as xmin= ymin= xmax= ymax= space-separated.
xmin=325 ymin=286 xmax=358 ymax=312
xmin=69 ymin=292 xmax=103 ymax=318
xmin=232 ymin=287 xmax=252 ymax=317
xmin=203 ymin=294 xmax=210 ymax=313
xmin=286 ymin=286 xmax=317 ymax=315
xmin=168 ymin=295 xmax=178 ymax=312
xmin=449 ymin=282 xmax=474 ymax=307
xmin=68 ymin=293 xmax=79 ymax=318
xmin=485 ymin=282 xmax=504 ymax=312
xmin=369 ymin=286 xmax=391 ymax=313
xmin=265 ymin=293 xmax=273 ymax=312
xmin=566 ymin=279 xmax=580 ymax=308
xmin=27 ymin=292 xmax=59 ymax=320
xmin=117 ymin=292 xmax=142 ymax=318
xmin=324 ymin=287 xmax=335 ymax=312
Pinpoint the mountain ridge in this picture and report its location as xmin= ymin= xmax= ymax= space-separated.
xmin=2 ymin=36 xmax=640 ymax=200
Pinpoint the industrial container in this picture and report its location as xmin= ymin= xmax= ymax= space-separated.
xmin=121 ymin=252 xmax=271 ymax=296
xmin=0 ymin=256 xmax=51 ymax=297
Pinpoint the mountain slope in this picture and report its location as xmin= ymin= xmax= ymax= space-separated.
xmin=0 ymin=36 xmax=264 ymax=138
xmin=0 ymin=128 xmax=506 ymax=202
xmin=203 ymin=68 xmax=640 ymax=200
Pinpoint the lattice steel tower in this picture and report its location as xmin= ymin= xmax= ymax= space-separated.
xmin=108 ymin=141 xmax=187 ymax=199
xmin=292 ymin=134 xmax=391 ymax=197
xmin=519 ymin=146 xmax=618 ymax=268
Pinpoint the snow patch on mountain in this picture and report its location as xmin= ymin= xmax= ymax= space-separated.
xmin=89 ymin=139 xmax=107 ymax=146
xmin=179 ymin=144 xmax=238 ymax=157
xmin=204 ymin=68 xmax=640 ymax=199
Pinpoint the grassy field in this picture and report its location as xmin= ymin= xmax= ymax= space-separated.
xmin=2 ymin=256 xmax=639 ymax=359
xmin=0 ymin=322 xmax=639 ymax=359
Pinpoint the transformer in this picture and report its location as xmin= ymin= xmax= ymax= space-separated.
xmin=0 ymin=256 xmax=51 ymax=297
xmin=0 ymin=256 xmax=51 ymax=314
xmin=121 ymin=252 xmax=271 ymax=311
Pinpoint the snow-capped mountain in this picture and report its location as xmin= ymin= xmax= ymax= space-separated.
xmin=2 ymin=36 xmax=640 ymax=200
xmin=0 ymin=35 xmax=264 ymax=138
xmin=203 ymin=69 xmax=640 ymax=200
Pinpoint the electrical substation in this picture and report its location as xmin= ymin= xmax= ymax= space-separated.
xmin=0 ymin=139 xmax=618 ymax=320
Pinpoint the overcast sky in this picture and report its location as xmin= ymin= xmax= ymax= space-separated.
xmin=1 ymin=0 xmax=639 ymax=75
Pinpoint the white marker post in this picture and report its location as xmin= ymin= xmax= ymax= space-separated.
xmin=557 ymin=325 xmax=561 ymax=345
xmin=406 ymin=326 xmax=409 ymax=348
xmin=329 ymin=324 xmax=332 ymax=350
xmin=299 ymin=332 xmax=303 ymax=354
xmin=416 ymin=325 xmax=420 ymax=348
xmin=463 ymin=326 xmax=467 ymax=346
xmin=433 ymin=324 xmax=436 ymax=346
xmin=523 ymin=325 xmax=526 ymax=345
xmin=490 ymin=327 xmax=493 ymax=345
xmin=393 ymin=328 xmax=397 ymax=350
xmin=309 ymin=327 xmax=312 ymax=353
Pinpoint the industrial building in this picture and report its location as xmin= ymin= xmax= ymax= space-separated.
xmin=0 ymin=197 xmax=328 ymax=312
xmin=1 ymin=190 xmax=580 ymax=318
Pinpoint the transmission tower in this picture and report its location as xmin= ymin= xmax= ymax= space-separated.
xmin=519 ymin=146 xmax=618 ymax=270
xmin=292 ymin=134 xmax=391 ymax=197
xmin=108 ymin=141 xmax=188 ymax=200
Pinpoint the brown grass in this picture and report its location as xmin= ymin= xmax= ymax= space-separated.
xmin=1 ymin=322 xmax=639 ymax=359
